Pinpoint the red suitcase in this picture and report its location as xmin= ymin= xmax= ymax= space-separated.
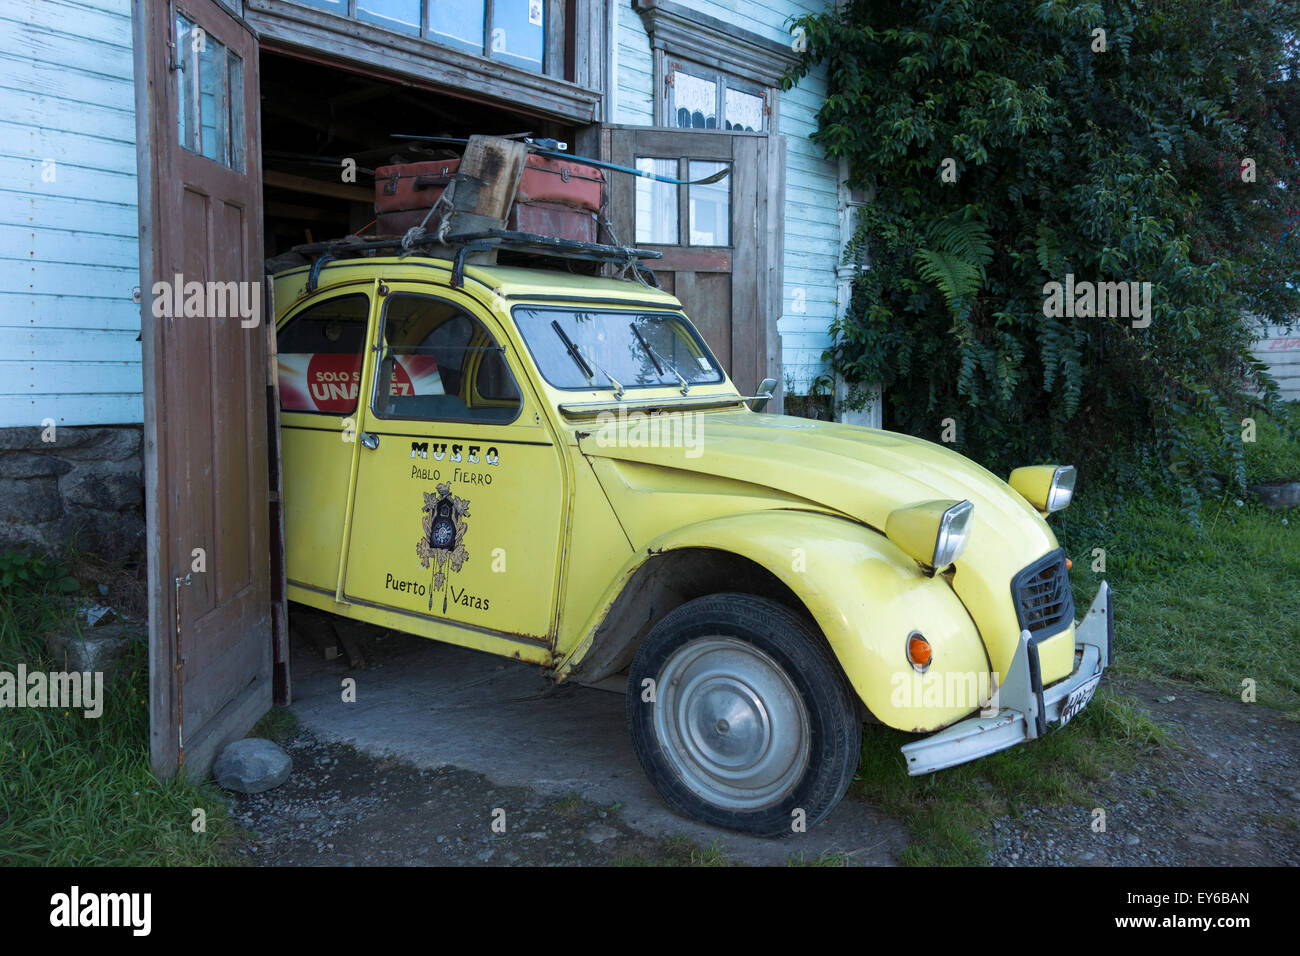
xmin=375 ymin=155 xmax=603 ymax=242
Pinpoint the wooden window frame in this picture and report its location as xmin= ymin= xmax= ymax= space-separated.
xmin=632 ymin=0 xmax=800 ymax=133
xmin=246 ymin=0 xmax=605 ymax=122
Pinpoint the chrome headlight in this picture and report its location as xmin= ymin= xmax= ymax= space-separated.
xmin=1009 ymin=464 xmax=1077 ymax=514
xmin=932 ymin=499 xmax=975 ymax=567
xmin=886 ymin=499 xmax=975 ymax=571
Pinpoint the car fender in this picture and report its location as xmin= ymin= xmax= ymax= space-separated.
xmin=561 ymin=508 xmax=993 ymax=732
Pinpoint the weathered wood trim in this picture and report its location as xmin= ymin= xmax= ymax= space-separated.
xmin=244 ymin=0 xmax=601 ymax=123
xmin=765 ymin=133 xmax=786 ymax=414
xmin=632 ymin=0 xmax=801 ymax=89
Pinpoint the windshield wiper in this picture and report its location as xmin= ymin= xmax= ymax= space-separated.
xmin=551 ymin=319 xmax=624 ymax=398
xmin=583 ymin=349 xmax=625 ymax=400
xmin=552 ymin=319 xmax=593 ymax=380
xmin=630 ymin=322 xmax=690 ymax=395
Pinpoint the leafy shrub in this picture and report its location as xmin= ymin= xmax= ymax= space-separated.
xmin=788 ymin=0 xmax=1300 ymax=513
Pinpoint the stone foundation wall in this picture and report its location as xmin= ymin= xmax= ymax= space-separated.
xmin=0 ymin=425 xmax=145 ymax=562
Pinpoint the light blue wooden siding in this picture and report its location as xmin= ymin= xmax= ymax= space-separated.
xmin=613 ymin=0 xmax=839 ymax=392
xmin=0 ymin=0 xmax=142 ymax=427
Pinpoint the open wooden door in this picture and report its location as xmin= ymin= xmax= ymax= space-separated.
xmin=136 ymin=0 xmax=272 ymax=777
xmin=601 ymin=126 xmax=784 ymax=401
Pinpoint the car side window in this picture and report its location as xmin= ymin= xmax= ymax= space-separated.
xmin=373 ymin=293 xmax=521 ymax=424
xmin=276 ymin=293 xmax=370 ymax=414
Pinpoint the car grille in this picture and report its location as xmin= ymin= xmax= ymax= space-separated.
xmin=1011 ymin=549 xmax=1074 ymax=639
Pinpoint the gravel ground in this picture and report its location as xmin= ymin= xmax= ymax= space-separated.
xmin=223 ymin=663 xmax=1299 ymax=866
xmin=985 ymin=678 xmax=1300 ymax=866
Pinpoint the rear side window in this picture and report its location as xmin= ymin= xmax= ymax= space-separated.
xmin=276 ymin=294 xmax=370 ymax=414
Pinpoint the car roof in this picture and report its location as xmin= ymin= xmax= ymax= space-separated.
xmin=273 ymin=255 xmax=682 ymax=313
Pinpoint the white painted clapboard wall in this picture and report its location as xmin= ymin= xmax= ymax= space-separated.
xmin=0 ymin=0 xmax=142 ymax=427
xmin=1254 ymin=323 xmax=1300 ymax=402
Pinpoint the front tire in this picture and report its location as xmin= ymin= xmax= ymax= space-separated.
xmin=626 ymin=593 xmax=862 ymax=836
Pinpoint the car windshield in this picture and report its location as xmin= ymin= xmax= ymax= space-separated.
xmin=513 ymin=307 xmax=726 ymax=391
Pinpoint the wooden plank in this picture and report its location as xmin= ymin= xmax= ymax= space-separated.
xmin=0 ymin=359 xmax=141 ymax=394
xmin=0 ymin=188 xmax=139 ymax=236
xmin=730 ymin=135 xmax=758 ymax=394
xmin=0 ymin=50 xmax=135 ymax=110
xmin=445 ymin=135 xmax=529 ymax=248
xmin=0 ymin=259 xmax=138 ymax=298
xmin=263 ymin=169 xmax=373 ymax=203
xmin=0 ymin=326 xmax=141 ymax=360
xmin=0 ymin=0 xmax=132 ymax=47
xmin=0 ymin=391 xmax=142 ymax=425
xmin=0 ymin=226 xmax=140 ymax=270
xmin=0 ymin=89 xmax=136 ymax=143
xmin=264 ymin=279 xmax=291 ymax=705
xmin=0 ymin=22 xmax=133 ymax=82
xmin=0 ymin=156 xmax=139 ymax=206
xmin=0 ymin=121 xmax=138 ymax=177
xmin=245 ymin=0 xmax=600 ymax=124
xmin=0 ymin=291 xmax=141 ymax=330
xmin=765 ymin=133 xmax=785 ymax=412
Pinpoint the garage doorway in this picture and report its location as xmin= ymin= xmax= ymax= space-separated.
xmin=256 ymin=49 xmax=574 ymax=258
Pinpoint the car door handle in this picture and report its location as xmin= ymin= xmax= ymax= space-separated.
xmin=360 ymin=432 xmax=379 ymax=450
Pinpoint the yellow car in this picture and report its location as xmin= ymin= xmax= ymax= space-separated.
xmin=273 ymin=247 xmax=1112 ymax=837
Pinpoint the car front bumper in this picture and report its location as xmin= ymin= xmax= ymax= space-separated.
xmin=900 ymin=581 xmax=1113 ymax=776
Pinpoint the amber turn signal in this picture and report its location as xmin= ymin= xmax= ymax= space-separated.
xmin=906 ymin=632 xmax=933 ymax=671
xmin=1066 ymin=557 xmax=1073 ymax=570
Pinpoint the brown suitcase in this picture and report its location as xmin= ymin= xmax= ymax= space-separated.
xmin=374 ymin=155 xmax=603 ymax=242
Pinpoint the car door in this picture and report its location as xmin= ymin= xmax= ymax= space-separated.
xmin=342 ymin=284 xmax=565 ymax=649
xmin=275 ymin=284 xmax=374 ymax=598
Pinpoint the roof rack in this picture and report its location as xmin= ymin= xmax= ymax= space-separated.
xmin=288 ymin=229 xmax=663 ymax=293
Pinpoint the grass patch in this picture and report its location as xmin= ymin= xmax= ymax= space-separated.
xmin=250 ymin=706 xmax=301 ymax=745
xmin=1054 ymin=486 xmax=1300 ymax=714
xmin=866 ymin=408 xmax=1298 ymax=865
xmin=617 ymin=836 xmax=732 ymax=867
xmin=854 ymin=688 xmax=1167 ymax=866
xmin=549 ymin=793 xmax=584 ymax=815
xmin=0 ymin=548 xmax=239 ymax=865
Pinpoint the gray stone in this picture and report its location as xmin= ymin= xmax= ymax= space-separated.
xmin=0 ymin=452 xmax=73 ymax=480
xmin=58 ymin=427 xmax=142 ymax=463
xmin=214 ymin=738 xmax=293 ymax=794
xmin=1249 ymin=481 xmax=1300 ymax=511
xmin=0 ymin=476 xmax=64 ymax=523
xmin=45 ymin=620 xmax=143 ymax=683
xmin=585 ymin=823 xmax=620 ymax=845
xmin=62 ymin=470 xmax=143 ymax=512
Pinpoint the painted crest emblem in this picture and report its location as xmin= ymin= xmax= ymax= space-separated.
xmin=417 ymin=482 xmax=469 ymax=612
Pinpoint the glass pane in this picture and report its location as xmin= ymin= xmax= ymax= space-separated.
xmin=635 ymin=158 xmax=678 ymax=245
xmin=227 ymin=51 xmax=245 ymax=172
xmin=725 ymin=88 xmax=764 ymax=132
xmin=196 ymin=34 xmax=227 ymax=163
xmin=513 ymin=308 xmax=724 ymax=390
xmin=357 ymin=0 xmax=423 ymax=35
xmin=689 ymin=162 xmax=729 ymax=246
xmin=376 ymin=294 xmax=521 ymax=423
xmin=277 ymin=295 xmax=371 ymax=415
xmin=175 ymin=14 xmax=197 ymax=153
xmin=430 ymin=0 xmax=486 ymax=52
xmin=671 ymin=70 xmax=717 ymax=129
xmin=176 ymin=16 xmax=243 ymax=171
xmin=491 ymin=0 xmax=545 ymax=73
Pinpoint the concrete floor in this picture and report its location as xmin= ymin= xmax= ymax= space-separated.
xmin=287 ymin=622 xmax=909 ymax=865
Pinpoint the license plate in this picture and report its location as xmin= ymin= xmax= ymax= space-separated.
xmin=1057 ymin=674 xmax=1102 ymax=727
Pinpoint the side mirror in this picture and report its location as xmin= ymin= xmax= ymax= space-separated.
xmin=750 ymin=378 xmax=777 ymax=413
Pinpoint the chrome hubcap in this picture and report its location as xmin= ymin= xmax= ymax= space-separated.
xmin=653 ymin=637 xmax=811 ymax=811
